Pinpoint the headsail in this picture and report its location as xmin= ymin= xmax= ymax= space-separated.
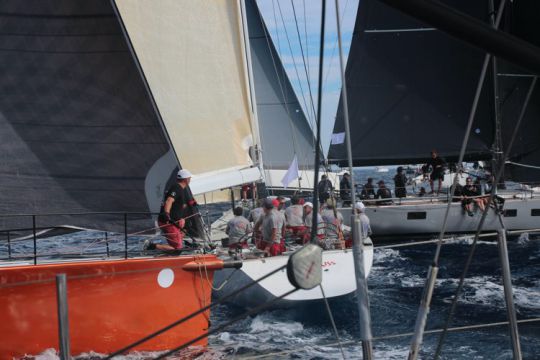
xmin=328 ymin=0 xmax=495 ymax=166
xmin=245 ymin=0 xmax=316 ymax=171
xmin=114 ymin=0 xmax=262 ymax=195
xmin=0 ymin=0 xmax=173 ymax=232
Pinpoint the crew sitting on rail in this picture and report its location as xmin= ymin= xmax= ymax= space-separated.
xmin=375 ymin=180 xmax=393 ymax=205
xmin=303 ymin=202 xmax=325 ymax=243
xmin=254 ymin=198 xmax=285 ymax=256
xmin=461 ymin=177 xmax=484 ymax=216
xmin=360 ymin=177 xmax=375 ymax=200
xmin=226 ymin=206 xmax=252 ymax=251
xmin=320 ymin=199 xmax=345 ymax=250
xmin=284 ymin=196 xmax=306 ymax=242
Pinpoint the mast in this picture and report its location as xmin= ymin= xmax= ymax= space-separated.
xmin=489 ymin=0 xmax=505 ymax=188
xmin=310 ymin=0 xmax=326 ymax=244
xmin=335 ymin=0 xmax=373 ymax=358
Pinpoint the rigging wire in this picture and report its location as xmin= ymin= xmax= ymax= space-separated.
xmin=505 ymin=160 xmax=540 ymax=170
xmin=407 ymin=1 xmax=508 ymax=358
xmin=434 ymin=74 xmax=538 ymax=359
xmin=104 ymin=263 xmax=290 ymax=359
xmin=153 ymin=289 xmax=298 ymax=360
xmin=319 ymin=284 xmax=347 ymax=359
xmin=258 ymin=0 xmax=305 ymax=181
xmin=323 ymin=0 xmax=351 ymax=86
xmin=274 ymin=0 xmax=316 ymax=172
xmin=239 ymin=318 xmax=540 ymax=359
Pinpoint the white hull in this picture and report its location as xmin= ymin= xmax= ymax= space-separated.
xmin=213 ymin=245 xmax=373 ymax=308
xmin=341 ymin=195 xmax=540 ymax=239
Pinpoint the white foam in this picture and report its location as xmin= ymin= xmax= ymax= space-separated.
xmin=400 ymin=274 xmax=425 ymax=288
xmin=440 ymin=276 xmax=540 ymax=311
xmin=373 ymin=248 xmax=405 ymax=263
xmin=250 ymin=314 xmax=304 ymax=337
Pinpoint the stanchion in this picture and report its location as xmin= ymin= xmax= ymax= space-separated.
xmin=56 ymin=274 xmax=71 ymax=360
xmin=497 ymin=230 xmax=522 ymax=359
xmin=351 ymin=214 xmax=373 ymax=359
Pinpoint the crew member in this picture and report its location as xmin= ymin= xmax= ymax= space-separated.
xmin=144 ymin=169 xmax=192 ymax=251
xmin=285 ymin=196 xmax=306 ymax=242
xmin=425 ymin=150 xmax=446 ymax=195
xmin=254 ymin=198 xmax=284 ymax=256
xmin=226 ymin=207 xmax=252 ymax=250
xmin=340 ymin=173 xmax=352 ymax=206
xmin=360 ymin=178 xmax=375 ymax=199
xmin=393 ymin=166 xmax=407 ymax=198
xmin=303 ymin=202 xmax=325 ymax=243
xmin=321 ymin=199 xmax=345 ymax=250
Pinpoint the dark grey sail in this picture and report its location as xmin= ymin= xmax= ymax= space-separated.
xmin=0 ymin=0 xmax=174 ymax=233
xmin=245 ymin=0 xmax=316 ymax=170
xmin=499 ymin=1 xmax=540 ymax=184
xmin=328 ymin=0 xmax=496 ymax=166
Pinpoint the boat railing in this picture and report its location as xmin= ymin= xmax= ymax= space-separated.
xmin=0 ymin=211 xmax=160 ymax=265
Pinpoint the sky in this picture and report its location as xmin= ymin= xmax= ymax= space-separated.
xmin=256 ymin=0 xmax=360 ymax=152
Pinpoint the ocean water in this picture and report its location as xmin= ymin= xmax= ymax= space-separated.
xmin=5 ymin=167 xmax=540 ymax=359
xmin=207 ymin=237 xmax=540 ymax=359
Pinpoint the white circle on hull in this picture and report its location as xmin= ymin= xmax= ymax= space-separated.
xmin=157 ymin=268 xmax=174 ymax=288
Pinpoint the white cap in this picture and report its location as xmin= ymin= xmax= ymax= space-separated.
xmin=354 ymin=201 xmax=365 ymax=212
xmin=303 ymin=201 xmax=313 ymax=208
xmin=177 ymin=169 xmax=192 ymax=179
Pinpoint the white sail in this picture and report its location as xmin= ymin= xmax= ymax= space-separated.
xmin=114 ymin=0 xmax=261 ymax=195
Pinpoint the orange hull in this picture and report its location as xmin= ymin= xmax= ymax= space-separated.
xmin=0 ymin=255 xmax=221 ymax=358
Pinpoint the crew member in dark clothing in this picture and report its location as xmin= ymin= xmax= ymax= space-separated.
xmin=317 ymin=174 xmax=333 ymax=205
xmin=425 ymin=150 xmax=446 ymax=195
xmin=393 ymin=167 xmax=407 ymax=198
xmin=375 ymin=180 xmax=393 ymax=205
xmin=360 ymin=178 xmax=376 ymax=199
xmin=461 ymin=177 xmax=483 ymax=216
xmin=144 ymin=169 xmax=192 ymax=251
xmin=339 ymin=173 xmax=352 ymax=206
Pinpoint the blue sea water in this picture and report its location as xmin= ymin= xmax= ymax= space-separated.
xmin=4 ymin=168 xmax=540 ymax=359
xmin=207 ymin=237 xmax=540 ymax=359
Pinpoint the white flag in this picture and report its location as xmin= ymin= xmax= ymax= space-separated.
xmin=281 ymin=155 xmax=299 ymax=189
xmin=331 ymin=132 xmax=345 ymax=144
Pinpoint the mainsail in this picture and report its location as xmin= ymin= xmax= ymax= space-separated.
xmin=328 ymin=0 xmax=496 ymax=166
xmin=498 ymin=1 xmax=540 ymax=184
xmin=245 ymin=0 xmax=316 ymax=172
xmin=0 ymin=0 xmax=173 ymax=231
xmin=114 ymin=0 xmax=262 ymax=195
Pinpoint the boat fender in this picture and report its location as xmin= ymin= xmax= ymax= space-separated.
xmin=286 ymin=244 xmax=323 ymax=290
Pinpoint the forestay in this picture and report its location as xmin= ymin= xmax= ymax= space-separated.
xmin=245 ymin=0 xmax=316 ymax=171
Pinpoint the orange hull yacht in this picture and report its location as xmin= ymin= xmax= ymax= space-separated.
xmin=0 ymin=255 xmax=224 ymax=358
